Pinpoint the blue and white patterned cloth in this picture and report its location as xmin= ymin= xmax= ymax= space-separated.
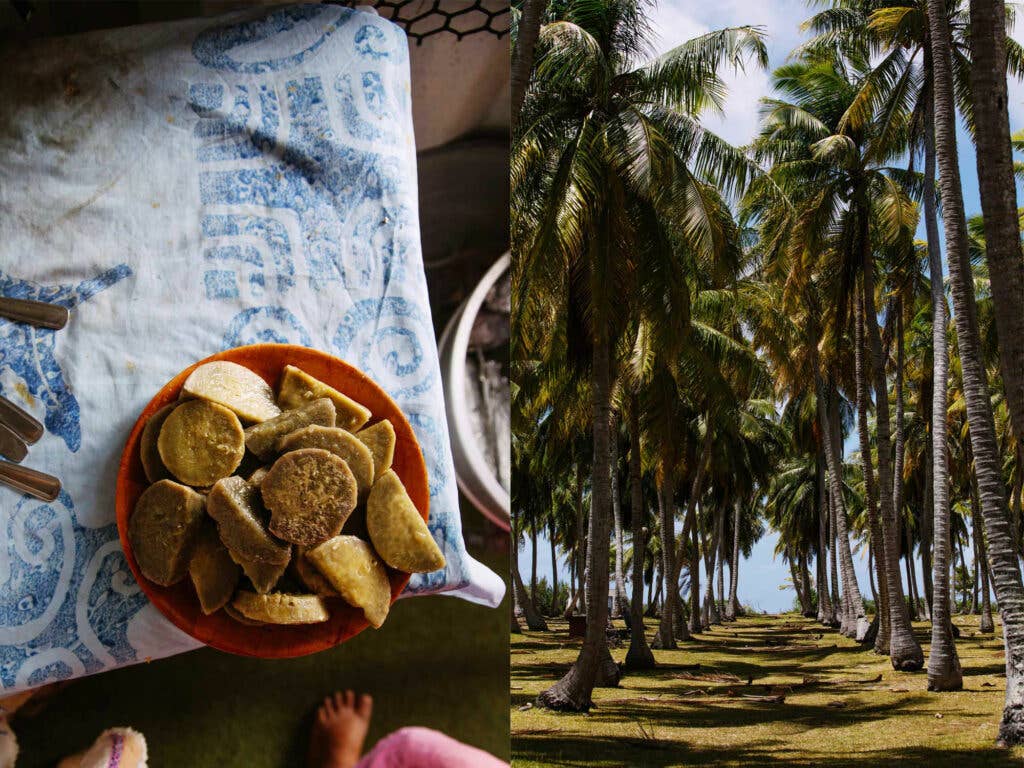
xmin=0 ymin=4 xmax=503 ymax=695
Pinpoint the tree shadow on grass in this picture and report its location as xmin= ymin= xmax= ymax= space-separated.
xmin=513 ymin=615 xmax=1016 ymax=767
xmin=513 ymin=685 xmax=924 ymax=733
xmin=513 ymin=662 xmax=580 ymax=679
xmin=585 ymin=692 xmax=923 ymax=731
xmin=512 ymin=734 xmax=1019 ymax=768
xmin=512 ymin=640 xmax=568 ymax=653
xmin=961 ymin=662 xmax=1006 ymax=677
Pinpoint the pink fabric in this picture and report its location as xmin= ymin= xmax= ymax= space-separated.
xmin=356 ymin=727 xmax=507 ymax=768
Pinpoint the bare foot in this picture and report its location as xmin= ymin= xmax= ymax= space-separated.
xmin=308 ymin=690 xmax=373 ymax=768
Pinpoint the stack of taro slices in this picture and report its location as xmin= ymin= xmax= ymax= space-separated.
xmin=129 ymin=361 xmax=445 ymax=629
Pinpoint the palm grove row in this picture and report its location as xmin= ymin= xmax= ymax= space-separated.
xmin=510 ymin=0 xmax=1024 ymax=746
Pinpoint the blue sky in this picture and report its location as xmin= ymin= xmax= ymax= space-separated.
xmin=516 ymin=1 xmax=1024 ymax=613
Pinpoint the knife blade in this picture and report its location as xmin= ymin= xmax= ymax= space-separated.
xmin=0 ymin=460 xmax=60 ymax=502
xmin=0 ymin=394 xmax=44 ymax=444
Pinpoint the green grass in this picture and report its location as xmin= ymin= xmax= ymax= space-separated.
xmin=512 ymin=613 xmax=1024 ymax=767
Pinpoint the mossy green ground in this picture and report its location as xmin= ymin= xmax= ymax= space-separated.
xmin=12 ymin=513 xmax=510 ymax=767
xmin=512 ymin=614 xmax=1024 ymax=766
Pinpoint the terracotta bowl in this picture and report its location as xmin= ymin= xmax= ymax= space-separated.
xmin=115 ymin=343 xmax=429 ymax=658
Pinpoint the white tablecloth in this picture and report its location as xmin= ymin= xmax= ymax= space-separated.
xmin=0 ymin=3 xmax=503 ymax=695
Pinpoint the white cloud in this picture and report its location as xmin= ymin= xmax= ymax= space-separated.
xmin=647 ymin=0 xmax=808 ymax=145
xmin=649 ymin=0 xmax=1024 ymax=141
xmin=648 ymin=2 xmax=709 ymax=57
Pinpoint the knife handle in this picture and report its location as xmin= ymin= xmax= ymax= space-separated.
xmin=0 ymin=297 xmax=69 ymax=330
xmin=0 ymin=423 xmax=27 ymax=463
xmin=0 ymin=394 xmax=44 ymax=444
xmin=0 ymin=460 xmax=60 ymax=502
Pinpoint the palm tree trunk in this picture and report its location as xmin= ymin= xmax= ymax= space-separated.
xmin=957 ymin=536 xmax=969 ymax=613
xmin=921 ymin=424 xmax=935 ymax=622
xmin=816 ymin=536 xmax=827 ymax=622
xmin=689 ymin=504 xmax=702 ymax=635
xmin=893 ymin=298 xmax=910 ymax=624
xmin=928 ymin=0 xmax=1024 ymax=727
xmin=611 ymin=413 xmax=627 ymax=619
xmin=868 ymin=547 xmax=878 ymax=605
xmin=893 ymin=300 xmax=906 ymax=523
xmin=799 ymin=553 xmax=814 ymax=618
xmin=567 ymin=557 xmax=576 ymax=617
xmin=702 ymin=530 xmax=713 ymax=629
xmin=980 ymin=531 xmax=996 ymax=633
xmin=670 ymin=423 xmax=713 ymax=638
xmin=648 ymin=564 xmax=660 ymax=617
xmin=574 ymin=461 xmax=587 ymax=616
xmin=716 ymin=504 xmax=726 ymax=621
xmin=704 ymin=514 xmax=722 ymax=626
xmin=909 ymin=538 xmax=922 ymax=621
xmin=1012 ymin=457 xmax=1023 ymax=559
xmin=512 ymin=508 xmax=524 ymax=634
xmin=819 ymin=380 xmax=865 ymax=635
xmin=895 ymin=304 xmax=915 ymax=621
xmin=727 ymin=498 xmax=742 ymax=621
xmin=904 ymin=529 xmax=917 ymax=622
xmin=854 ymin=294 xmax=893 ymax=654
xmin=656 ymin=472 xmax=678 ymax=649
xmin=512 ymin=590 xmax=523 ymax=633
xmin=513 ymin=507 xmax=549 ymax=631
xmin=968 ymin=0 xmax=1024 ymax=450
xmin=971 ymin=520 xmax=981 ymax=615
xmin=790 ymin=557 xmax=805 ymax=614
xmin=624 ymin=395 xmax=655 ymax=669
xmin=860 ymin=228 xmax=923 ymax=670
xmin=817 ymin=452 xmax=834 ymax=624
xmin=513 ymin=555 xmax=549 ymax=631
xmin=973 ymin=479 xmax=997 ymax=634
xmin=829 ymin=486 xmax=842 ymax=624
xmin=510 ymin=0 xmax=545 ymax=134
xmin=530 ymin=513 xmax=539 ymax=611
xmin=538 ymin=328 xmax=617 ymax=711
xmin=674 ymin=591 xmax=689 ymax=638
xmin=549 ymin=516 xmax=559 ymax=615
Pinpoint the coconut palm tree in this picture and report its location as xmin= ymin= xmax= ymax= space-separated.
xmin=853 ymin=288 xmax=895 ymax=653
xmin=807 ymin=0 xmax=1019 ymax=677
xmin=738 ymin=270 xmax=866 ymax=635
xmin=623 ymin=393 xmax=656 ymax=669
xmin=923 ymin=93 xmax=962 ymax=689
xmin=968 ymin=0 xmax=1024 ymax=450
xmin=926 ymin=0 xmax=1024 ymax=741
xmin=512 ymin=0 xmax=548 ymax=132
xmin=749 ymin=45 xmax=924 ymax=668
xmin=514 ymin=0 xmax=767 ymax=710
xmin=766 ymin=455 xmax=824 ymax=617
xmin=610 ymin=414 xmax=628 ymax=618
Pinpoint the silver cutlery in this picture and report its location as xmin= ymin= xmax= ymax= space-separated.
xmin=0 ymin=423 xmax=27 ymax=463
xmin=0 ymin=459 xmax=60 ymax=502
xmin=0 ymin=393 xmax=44 ymax=444
xmin=0 ymin=297 xmax=69 ymax=330
xmin=0 ymin=294 xmax=68 ymax=496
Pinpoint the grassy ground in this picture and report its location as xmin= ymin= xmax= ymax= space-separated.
xmin=12 ymin=507 xmax=510 ymax=767
xmin=512 ymin=613 xmax=1024 ymax=767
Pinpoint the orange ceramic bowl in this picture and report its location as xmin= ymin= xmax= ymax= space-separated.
xmin=115 ymin=344 xmax=429 ymax=658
